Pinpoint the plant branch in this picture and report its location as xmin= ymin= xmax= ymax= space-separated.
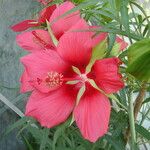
xmin=125 ymin=83 xmax=147 ymax=144
xmin=134 ymin=83 xmax=147 ymax=119
xmin=127 ymin=90 xmax=136 ymax=150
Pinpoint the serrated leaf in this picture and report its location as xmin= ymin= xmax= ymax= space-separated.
xmin=135 ymin=124 xmax=150 ymax=140
xmin=127 ymin=38 xmax=150 ymax=82
xmin=86 ymin=39 xmax=107 ymax=73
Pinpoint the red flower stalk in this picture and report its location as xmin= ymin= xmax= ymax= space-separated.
xmin=20 ymin=19 xmax=124 ymax=142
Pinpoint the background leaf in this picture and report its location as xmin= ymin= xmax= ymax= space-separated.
xmin=127 ymin=38 xmax=150 ymax=82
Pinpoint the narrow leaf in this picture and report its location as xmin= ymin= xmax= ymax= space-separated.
xmin=135 ymin=124 xmax=150 ymax=140
xmin=3 ymin=117 xmax=32 ymax=138
xmin=40 ymin=128 xmax=49 ymax=150
xmin=142 ymin=97 xmax=150 ymax=104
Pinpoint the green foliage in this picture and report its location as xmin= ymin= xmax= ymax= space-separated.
xmin=135 ymin=124 xmax=150 ymax=141
xmin=86 ymin=39 xmax=107 ymax=73
xmin=1 ymin=0 xmax=150 ymax=150
xmin=127 ymin=38 xmax=150 ymax=82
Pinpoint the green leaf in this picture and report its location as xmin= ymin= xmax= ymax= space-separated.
xmin=52 ymin=119 xmax=71 ymax=150
xmin=110 ymin=42 xmax=120 ymax=56
xmin=3 ymin=117 xmax=33 ymax=138
xmin=127 ymin=38 xmax=150 ymax=82
xmin=120 ymin=0 xmax=130 ymax=34
xmin=105 ymin=134 xmax=126 ymax=150
xmin=135 ymin=124 xmax=150 ymax=140
xmin=40 ymin=128 xmax=50 ymax=150
xmin=86 ymin=39 xmax=107 ymax=73
xmin=21 ymin=134 xmax=34 ymax=150
xmin=107 ymin=33 xmax=116 ymax=56
xmin=50 ymin=0 xmax=99 ymax=24
xmin=142 ymin=97 xmax=150 ymax=104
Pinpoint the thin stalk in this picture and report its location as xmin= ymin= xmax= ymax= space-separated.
xmin=46 ymin=20 xmax=58 ymax=46
xmin=128 ymin=90 xmax=136 ymax=150
xmin=129 ymin=3 xmax=141 ymax=35
xmin=0 ymin=93 xmax=24 ymax=117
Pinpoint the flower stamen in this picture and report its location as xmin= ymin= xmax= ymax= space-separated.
xmin=45 ymin=71 xmax=63 ymax=88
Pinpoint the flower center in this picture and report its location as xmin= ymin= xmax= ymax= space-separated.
xmin=79 ymin=74 xmax=88 ymax=83
xmin=45 ymin=71 xmax=63 ymax=88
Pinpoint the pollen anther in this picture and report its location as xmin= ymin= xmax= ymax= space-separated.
xmin=45 ymin=71 xmax=63 ymax=88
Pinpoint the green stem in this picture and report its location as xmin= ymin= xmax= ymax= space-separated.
xmin=129 ymin=3 xmax=141 ymax=36
xmin=46 ymin=20 xmax=58 ymax=47
xmin=128 ymin=90 xmax=136 ymax=150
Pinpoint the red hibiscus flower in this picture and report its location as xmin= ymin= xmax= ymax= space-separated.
xmin=14 ymin=2 xmax=81 ymax=52
xmin=20 ymin=19 xmax=124 ymax=142
xmin=10 ymin=4 xmax=56 ymax=32
xmin=116 ymin=36 xmax=128 ymax=50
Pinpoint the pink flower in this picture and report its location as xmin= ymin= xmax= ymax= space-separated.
xmin=21 ymin=19 xmax=124 ymax=142
xmin=14 ymin=2 xmax=81 ymax=52
xmin=116 ymin=36 xmax=128 ymax=50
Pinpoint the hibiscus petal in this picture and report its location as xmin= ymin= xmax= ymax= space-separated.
xmin=74 ymin=90 xmax=111 ymax=142
xmin=57 ymin=20 xmax=107 ymax=67
xmin=93 ymin=57 xmax=124 ymax=94
xmin=26 ymin=85 xmax=75 ymax=128
xmin=87 ymin=26 xmax=108 ymax=48
xmin=10 ymin=20 xmax=39 ymax=32
xmin=38 ymin=5 xmax=56 ymax=23
xmin=57 ymin=19 xmax=94 ymax=67
xmin=20 ymin=69 xmax=33 ymax=93
xmin=16 ymin=29 xmax=54 ymax=52
xmin=116 ymin=36 xmax=128 ymax=50
xmin=50 ymin=1 xmax=81 ymax=38
xmin=21 ymin=51 xmax=69 ymax=93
